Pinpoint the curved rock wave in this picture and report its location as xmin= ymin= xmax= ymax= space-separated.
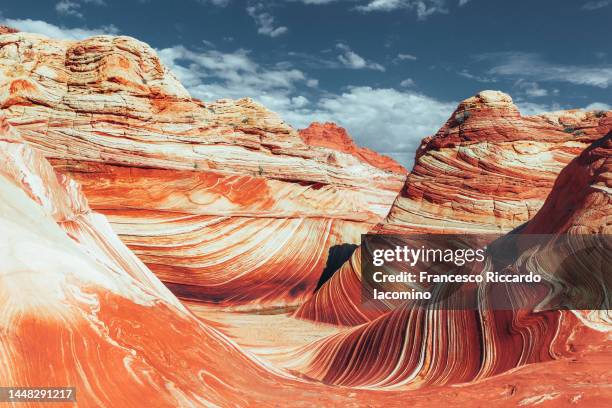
xmin=0 ymin=31 xmax=405 ymax=308
xmin=0 ymin=115 xmax=416 ymax=406
xmin=286 ymin=133 xmax=611 ymax=389
xmin=296 ymin=91 xmax=612 ymax=325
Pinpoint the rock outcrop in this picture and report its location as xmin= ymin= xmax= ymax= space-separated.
xmin=0 ymin=115 xmax=416 ymax=406
xmin=0 ymin=26 xmax=18 ymax=35
xmin=387 ymin=90 xmax=611 ymax=233
xmin=284 ymin=133 xmax=612 ymax=390
xmin=522 ymin=131 xmax=611 ymax=234
xmin=0 ymin=30 xmax=404 ymax=308
xmin=296 ymin=91 xmax=612 ymax=325
xmin=299 ymin=122 xmax=407 ymax=174
xmin=1 ymin=25 xmax=611 ymax=406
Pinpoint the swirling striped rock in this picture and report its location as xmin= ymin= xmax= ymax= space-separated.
xmin=523 ymin=132 xmax=611 ymax=234
xmin=284 ymin=134 xmax=611 ymax=391
xmin=387 ymin=90 xmax=611 ymax=233
xmin=0 ymin=30 xmax=404 ymax=309
xmin=296 ymin=91 xmax=612 ymax=325
xmin=1 ymin=115 xmax=411 ymax=406
xmin=6 ymin=110 xmax=586 ymax=408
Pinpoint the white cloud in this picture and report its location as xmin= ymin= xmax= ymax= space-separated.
xmin=271 ymin=1 xmax=459 ymax=20
xmin=397 ymin=53 xmax=417 ymax=61
xmin=159 ymin=44 xmax=451 ymax=166
xmin=582 ymin=0 xmax=611 ymax=10
xmin=457 ymin=69 xmax=497 ymax=83
xmin=0 ymin=17 xmax=118 ymax=40
xmin=56 ymin=1 xmax=84 ymax=18
xmin=157 ymin=45 xmax=312 ymax=117
xmin=55 ymin=0 xmax=107 ymax=19
xmin=514 ymin=101 xmax=559 ymax=116
xmin=515 ymin=80 xmax=548 ymax=97
xmin=584 ymin=102 xmax=611 ymax=111
xmin=356 ymin=0 xmax=448 ymax=19
xmin=336 ymin=43 xmax=385 ymax=71
xmin=400 ymin=78 xmax=415 ymax=87
xmin=293 ymin=0 xmax=450 ymax=19
xmin=246 ymin=2 xmax=288 ymax=37
xmin=291 ymin=95 xmax=310 ymax=108
xmin=515 ymin=100 xmax=611 ymax=116
xmin=299 ymin=87 xmax=456 ymax=166
xmin=480 ymin=52 xmax=612 ymax=88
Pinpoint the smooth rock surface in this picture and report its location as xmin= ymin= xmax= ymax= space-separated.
xmin=285 ymin=133 xmax=612 ymax=390
xmin=296 ymin=91 xmax=612 ymax=325
xmin=0 ymin=31 xmax=404 ymax=309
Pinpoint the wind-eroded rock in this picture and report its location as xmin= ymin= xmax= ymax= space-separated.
xmin=299 ymin=122 xmax=407 ymax=174
xmin=388 ymin=90 xmax=611 ymax=233
xmin=0 ymin=30 xmax=404 ymax=308
xmin=8 ymin=109 xmax=586 ymax=408
xmin=0 ymin=115 xmax=416 ymax=406
xmin=286 ymin=133 xmax=612 ymax=391
xmin=522 ymin=132 xmax=611 ymax=234
xmin=296 ymin=90 xmax=612 ymax=325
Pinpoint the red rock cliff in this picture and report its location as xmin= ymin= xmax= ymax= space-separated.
xmin=299 ymin=122 xmax=407 ymax=174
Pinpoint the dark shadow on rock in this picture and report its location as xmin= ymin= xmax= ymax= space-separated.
xmin=315 ymin=243 xmax=358 ymax=291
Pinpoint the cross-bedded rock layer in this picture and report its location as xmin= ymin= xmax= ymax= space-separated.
xmin=295 ymin=91 xmax=612 ymax=325
xmin=3 ymin=111 xmax=610 ymax=406
xmin=286 ymin=132 xmax=612 ymax=390
xmin=0 ymin=31 xmax=405 ymax=309
xmin=1 ymin=25 xmax=611 ymax=406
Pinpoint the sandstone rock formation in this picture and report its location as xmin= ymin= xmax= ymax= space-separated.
xmin=388 ymin=90 xmax=611 ymax=233
xmin=295 ymin=91 xmax=612 ymax=325
xmin=1 ymin=25 xmax=611 ymax=406
xmin=522 ymin=131 xmax=611 ymax=234
xmin=0 ymin=26 xmax=18 ymax=35
xmin=284 ymin=133 xmax=612 ymax=390
xmin=6 ymin=107 xmax=592 ymax=408
xmin=0 ymin=115 xmax=414 ymax=406
xmin=299 ymin=122 xmax=407 ymax=174
xmin=0 ymin=30 xmax=404 ymax=309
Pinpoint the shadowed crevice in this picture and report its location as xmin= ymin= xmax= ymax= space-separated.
xmin=315 ymin=243 xmax=358 ymax=291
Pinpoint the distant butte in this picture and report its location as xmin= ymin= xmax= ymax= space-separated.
xmin=299 ymin=122 xmax=407 ymax=174
xmin=0 ymin=25 xmax=18 ymax=35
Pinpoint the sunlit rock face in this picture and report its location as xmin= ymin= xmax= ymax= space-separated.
xmin=295 ymin=91 xmax=612 ymax=325
xmin=0 ymin=116 xmax=418 ymax=407
xmin=387 ymin=90 xmax=612 ymax=233
xmin=286 ymin=133 xmax=612 ymax=391
xmin=2 ymin=98 xmax=611 ymax=408
xmin=0 ymin=31 xmax=404 ymax=309
xmin=522 ymin=131 xmax=611 ymax=234
xmin=299 ymin=122 xmax=407 ymax=174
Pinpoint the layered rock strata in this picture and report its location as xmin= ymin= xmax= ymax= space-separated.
xmin=286 ymin=133 xmax=612 ymax=389
xmin=299 ymin=122 xmax=407 ymax=174
xmin=0 ymin=115 xmax=410 ymax=406
xmin=295 ymin=91 xmax=612 ymax=325
xmin=0 ymin=31 xmax=404 ymax=308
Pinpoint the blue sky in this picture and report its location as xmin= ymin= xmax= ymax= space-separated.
xmin=1 ymin=0 xmax=611 ymax=166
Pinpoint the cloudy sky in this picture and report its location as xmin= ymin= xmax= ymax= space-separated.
xmin=2 ymin=0 xmax=611 ymax=166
